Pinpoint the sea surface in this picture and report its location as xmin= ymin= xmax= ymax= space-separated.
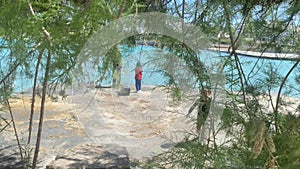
xmin=0 ymin=44 xmax=299 ymax=97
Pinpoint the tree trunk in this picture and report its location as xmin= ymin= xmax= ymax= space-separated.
xmin=28 ymin=49 xmax=44 ymax=144
xmin=32 ymin=50 xmax=52 ymax=169
xmin=112 ymin=46 xmax=122 ymax=88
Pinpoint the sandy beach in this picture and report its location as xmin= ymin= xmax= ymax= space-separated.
xmin=0 ymin=85 xmax=196 ymax=168
xmin=1 ymin=83 xmax=299 ymax=168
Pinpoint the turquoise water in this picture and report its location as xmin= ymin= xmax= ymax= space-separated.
xmin=119 ymin=45 xmax=167 ymax=86
xmin=223 ymin=53 xmax=299 ymax=97
xmin=119 ymin=46 xmax=299 ymax=97
xmin=0 ymin=45 xmax=299 ymax=97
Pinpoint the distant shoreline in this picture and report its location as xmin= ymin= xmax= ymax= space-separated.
xmin=209 ymin=45 xmax=299 ymax=61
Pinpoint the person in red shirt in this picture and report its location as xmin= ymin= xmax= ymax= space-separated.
xmin=135 ymin=61 xmax=143 ymax=92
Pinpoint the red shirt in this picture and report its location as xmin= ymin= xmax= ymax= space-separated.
xmin=135 ymin=67 xmax=142 ymax=80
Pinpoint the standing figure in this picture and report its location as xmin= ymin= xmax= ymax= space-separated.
xmin=135 ymin=61 xmax=143 ymax=92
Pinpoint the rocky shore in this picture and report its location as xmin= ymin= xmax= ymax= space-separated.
xmin=0 ymin=85 xmax=195 ymax=168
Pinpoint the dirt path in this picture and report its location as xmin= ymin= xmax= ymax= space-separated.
xmin=71 ymin=86 xmax=194 ymax=158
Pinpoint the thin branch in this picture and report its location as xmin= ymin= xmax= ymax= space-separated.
xmin=195 ymin=0 xmax=211 ymax=25
xmin=248 ymin=12 xmax=297 ymax=79
xmin=29 ymin=2 xmax=53 ymax=169
xmin=223 ymin=2 xmax=248 ymax=106
xmin=181 ymin=0 xmax=185 ymax=44
xmin=117 ymin=0 xmax=127 ymax=19
xmin=3 ymin=82 xmax=24 ymax=167
xmin=274 ymin=60 xmax=299 ymax=133
xmin=232 ymin=17 xmax=249 ymax=86
xmin=0 ymin=116 xmax=11 ymax=132
xmin=28 ymin=49 xmax=44 ymax=144
xmin=194 ymin=0 xmax=199 ymax=22
xmin=173 ymin=0 xmax=182 ymax=18
xmin=32 ymin=50 xmax=52 ymax=169
xmin=0 ymin=42 xmax=42 ymax=85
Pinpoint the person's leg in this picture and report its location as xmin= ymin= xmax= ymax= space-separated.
xmin=135 ymin=79 xmax=139 ymax=91
xmin=137 ymin=80 xmax=141 ymax=91
xmin=138 ymin=80 xmax=141 ymax=91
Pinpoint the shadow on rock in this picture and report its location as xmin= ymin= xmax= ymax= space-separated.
xmin=0 ymin=145 xmax=23 ymax=169
xmin=46 ymin=143 xmax=130 ymax=169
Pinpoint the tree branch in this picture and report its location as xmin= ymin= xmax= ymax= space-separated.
xmin=173 ymin=0 xmax=182 ymax=18
xmin=28 ymin=49 xmax=44 ymax=145
xmin=117 ymin=0 xmax=127 ymax=19
xmin=0 ymin=42 xmax=42 ymax=85
xmin=274 ymin=60 xmax=299 ymax=133
xmin=3 ymin=81 xmax=24 ymax=167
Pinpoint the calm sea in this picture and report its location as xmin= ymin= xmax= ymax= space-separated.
xmin=0 ymin=44 xmax=299 ymax=97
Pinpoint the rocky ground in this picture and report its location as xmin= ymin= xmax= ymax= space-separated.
xmin=0 ymin=85 xmax=196 ymax=168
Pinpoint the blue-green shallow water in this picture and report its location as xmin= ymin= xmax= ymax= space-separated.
xmin=1 ymin=45 xmax=299 ymax=97
xmin=119 ymin=46 xmax=299 ymax=98
xmin=223 ymin=52 xmax=299 ymax=98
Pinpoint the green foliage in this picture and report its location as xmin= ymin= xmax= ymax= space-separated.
xmin=170 ymin=85 xmax=183 ymax=102
xmin=21 ymin=140 xmax=33 ymax=169
xmin=121 ymin=1 xmax=300 ymax=168
xmin=0 ymin=1 xmax=141 ymax=168
xmin=0 ymin=0 xmax=299 ymax=168
xmin=274 ymin=114 xmax=300 ymax=168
